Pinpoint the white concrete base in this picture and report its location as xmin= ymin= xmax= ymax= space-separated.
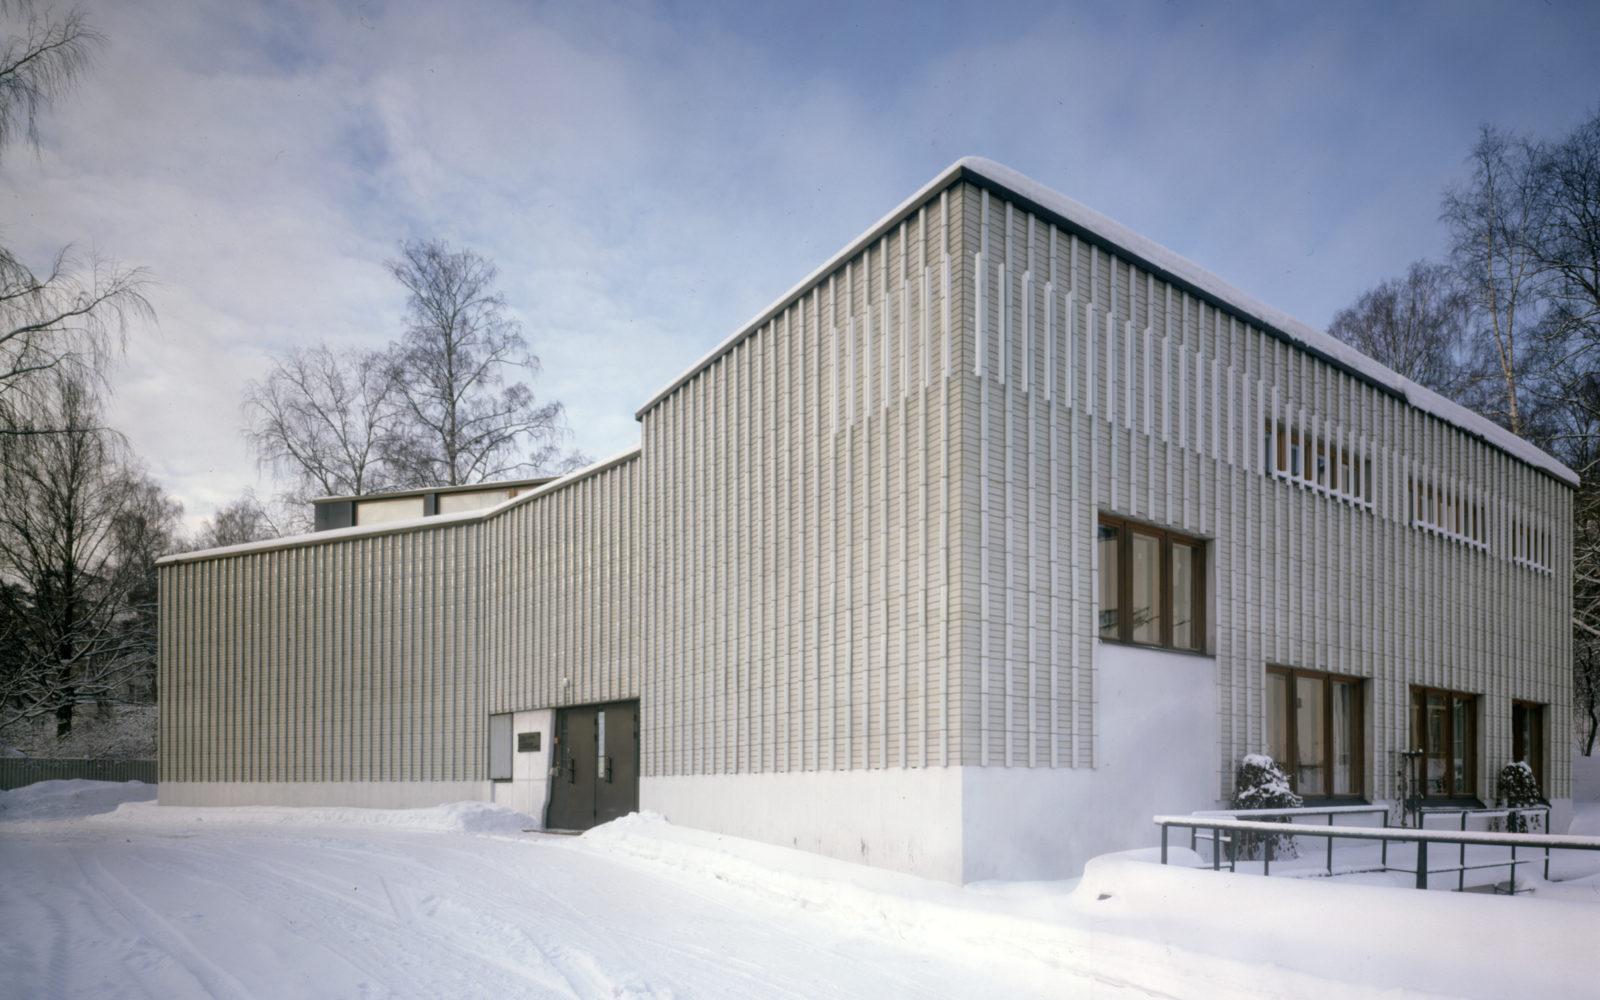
xmin=158 ymin=781 xmax=491 ymax=810
xmin=491 ymin=708 xmax=556 ymax=824
xmin=960 ymin=644 xmax=1222 ymax=882
xmin=645 ymin=644 xmax=1223 ymax=884
xmin=642 ymin=769 xmax=966 ymax=882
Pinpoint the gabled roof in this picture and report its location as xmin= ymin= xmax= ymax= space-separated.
xmin=636 ymin=157 xmax=1576 ymax=487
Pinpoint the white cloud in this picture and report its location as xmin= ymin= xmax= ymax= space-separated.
xmin=6 ymin=0 xmax=1598 ymax=530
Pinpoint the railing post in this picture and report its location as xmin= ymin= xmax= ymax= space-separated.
xmin=1161 ymin=825 xmax=1169 ymax=865
xmin=1545 ymin=845 xmax=1551 ymax=881
xmin=1459 ymin=812 xmax=1467 ymax=892
xmin=1213 ymin=828 xmax=1220 ymax=871
xmin=1327 ymin=813 xmax=1334 ymax=875
xmin=1264 ymin=832 xmax=1273 ymax=876
xmin=1509 ymin=845 xmax=1516 ymax=895
xmin=1416 ymin=839 xmax=1428 ymax=890
xmin=1381 ymin=811 xmax=1388 ymax=867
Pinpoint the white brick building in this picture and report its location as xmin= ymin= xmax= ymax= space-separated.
xmin=159 ymin=158 xmax=1576 ymax=881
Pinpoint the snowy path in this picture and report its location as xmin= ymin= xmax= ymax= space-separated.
xmin=5 ymin=822 xmax=1052 ymax=999
xmin=2 ymin=782 xmax=1595 ymax=1000
xmin=0 ymin=786 xmax=1199 ymax=1000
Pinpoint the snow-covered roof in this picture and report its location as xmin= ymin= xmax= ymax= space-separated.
xmin=158 ymin=446 xmax=642 ymax=566
xmin=636 ymin=157 xmax=1576 ymax=487
xmin=310 ymin=475 xmax=557 ymax=506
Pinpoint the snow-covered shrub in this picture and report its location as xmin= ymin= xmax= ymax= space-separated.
xmin=1494 ymin=761 xmax=1545 ymax=833
xmin=1230 ymin=754 xmax=1303 ymax=860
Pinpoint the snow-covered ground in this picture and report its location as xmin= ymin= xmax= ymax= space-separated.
xmin=3 ymin=781 xmax=1599 ymax=999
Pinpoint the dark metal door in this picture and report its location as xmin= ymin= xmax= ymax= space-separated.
xmin=545 ymin=700 xmax=639 ymax=831
xmin=594 ymin=702 xmax=640 ymax=825
xmin=546 ymin=706 xmax=598 ymax=831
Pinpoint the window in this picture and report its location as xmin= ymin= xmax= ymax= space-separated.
xmin=1130 ymin=531 xmax=1162 ymax=643
xmin=1512 ymin=702 xmax=1546 ymax=794
xmin=489 ymin=713 xmax=513 ymax=781
xmin=1510 ymin=516 xmax=1553 ymax=573
xmin=1410 ymin=687 xmax=1477 ymax=799
xmin=1408 ymin=477 xmax=1488 ymax=549
xmin=1097 ymin=521 xmax=1120 ymax=639
xmin=1263 ymin=418 xmax=1371 ymax=506
xmin=1171 ymin=540 xmax=1199 ymax=650
xmin=1266 ymin=667 xmax=1364 ymax=798
xmin=1097 ymin=514 xmax=1205 ymax=651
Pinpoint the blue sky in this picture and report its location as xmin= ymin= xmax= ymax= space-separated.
xmin=6 ymin=0 xmax=1599 ymax=527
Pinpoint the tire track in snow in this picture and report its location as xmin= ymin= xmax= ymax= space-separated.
xmin=132 ymin=833 xmax=622 ymax=998
xmin=31 ymin=820 xmax=1085 ymax=1000
xmin=215 ymin=828 xmax=948 ymax=1000
xmin=118 ymin=837 xmax=570 ymax=997
xmin=69 ymin=847 xmax=253 ymax=1000
xmin=375 ymin=836 xmax=851 ymax=999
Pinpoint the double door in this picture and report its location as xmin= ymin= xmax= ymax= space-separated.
xmin=546 ymin=700 xmax=639 ymax=831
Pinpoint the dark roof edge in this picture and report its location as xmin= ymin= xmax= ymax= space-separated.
xmin=951 ymin=164 xmax=1574 ymax=490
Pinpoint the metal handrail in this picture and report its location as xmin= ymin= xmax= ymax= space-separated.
xmin=1416 ymin=805 xmax=1554 ymax=889
xmin=1155 ymin=814 xmax=1600 ymax=891
xmin=1418 ymin=804 xmax=1551 ymax=824
xmin=1184 ymin=805 xmax=1391 ymax=876
xmin=1191 ymin=804 xmax=1389 ymax=819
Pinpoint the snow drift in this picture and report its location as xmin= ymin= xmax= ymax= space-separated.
xmin=0 ymin=778 xmax=155 ymax=821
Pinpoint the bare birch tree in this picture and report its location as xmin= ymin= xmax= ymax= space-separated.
xmin=1327 ymin=260 xmax=1474 ymax=397
xmin=0 ymin=0 xmax=99 ymax=158
xmin=194 ymin=489 xmax=301 ymax=548
xmin=0 ymin=2 xmax=149 ymax=435
xmin=242 ymin=344 xmax=397 ymax=501
xmin=1442 ymin=127 xmax=1549 ymax=436
xmin=1340 ymin=113 xmax=1600 ymax=752
xmin=382 ymin=238 xmax=577 ymax=487
xmin=0 ymin=249 xmax=149 ymax=434
xmin=1528 ymin=109 xmax=1600 ymax=422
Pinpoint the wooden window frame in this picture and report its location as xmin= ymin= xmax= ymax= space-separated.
xmin=1097 ymin=513 xmax=1205 ymax=653
xmin=1266 ymin=666 xmax=1367 ymax=801
xmin=1512 ymin=701 xmax=1546 ymax=795
xmin=1410 ymin=686 xmax=1479 ymax=801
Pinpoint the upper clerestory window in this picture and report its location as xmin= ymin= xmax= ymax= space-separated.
xmin=1263 ymin=419 xmax=1373 ymax=508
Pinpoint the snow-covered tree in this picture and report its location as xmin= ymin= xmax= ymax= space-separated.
xmin=1230 ymin=754 xmax=1302 ymax=860
xmin=0 ymin=375 xmax=180 ymax=735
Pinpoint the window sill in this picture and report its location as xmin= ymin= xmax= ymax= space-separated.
xmin=1097 ymin=637 xmax=1212 ymax=659
xmin=1415 ymin=797 xmax=1486 ymax=810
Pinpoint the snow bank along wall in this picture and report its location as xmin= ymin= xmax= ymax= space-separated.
xmin=158 ymin=158 xmax=1576 ymax=881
